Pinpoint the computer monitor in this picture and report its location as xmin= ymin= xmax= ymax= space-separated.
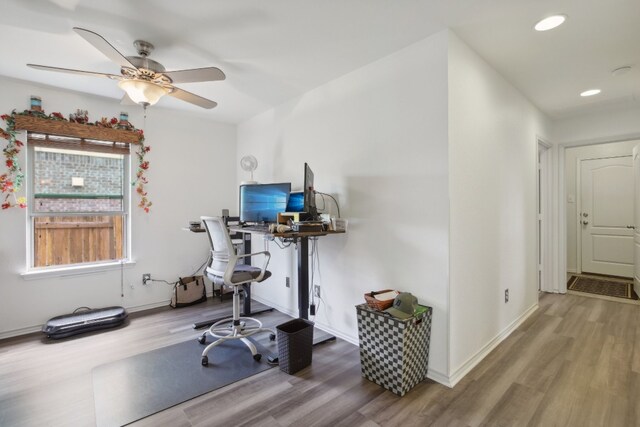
xmin=286 ymin=191 xmax=304 ymax=212
xmin=239 ymin=182 xmax=291 ymax=224
xmin=303 ymin=162 xmax=317 ymax=219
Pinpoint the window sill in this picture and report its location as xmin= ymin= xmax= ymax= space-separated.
xmin=21 ymin=260 xmax=136 ymax=280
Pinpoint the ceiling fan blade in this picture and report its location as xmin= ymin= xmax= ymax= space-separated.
xmin=73 ymin=27 xmax=136 ymax=69
xmin=168 ymin=87 xmax=217 ymax=109
xmin=163 ymin=67 xmax=226 ymax=84
xmin=27 ymin=64 xmax=121 ymax=80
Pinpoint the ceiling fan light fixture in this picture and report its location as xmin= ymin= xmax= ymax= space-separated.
xmin=118 ymin=79 xmax=169 ymax=106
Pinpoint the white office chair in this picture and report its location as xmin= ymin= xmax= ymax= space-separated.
xmin=198 ymin=216 xmax=275 ymax=366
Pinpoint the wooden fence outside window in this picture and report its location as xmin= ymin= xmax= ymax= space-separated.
xmin=34 ymin=216 xmax=124 ymax=267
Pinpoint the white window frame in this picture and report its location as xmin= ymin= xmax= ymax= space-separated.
xmin=22 ymin=141 xmax=132 ymax=277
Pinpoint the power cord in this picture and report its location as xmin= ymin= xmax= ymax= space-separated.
xmin=315 ymin=191 xmax=341 ymax=218
xmin=147 ymin=278 xmax=179 ymax=286
xmin=310 ymin=237 xmax=321 ymax=316
xmin=189 ymin=252 xmax=212 ymax=276
xmin=120 ymin=258 xmax=125 ymax=297
xmin=310 ymin=294 xmax=325 ymax=321
xmin=274 ymin=238 xmax=293 ymax=249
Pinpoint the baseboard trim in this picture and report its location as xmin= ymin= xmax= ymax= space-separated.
xmin=448 ymin=302 xmax=539 ymax=387
xmin=0 ymin=325 xmax=42 ymax=340
xmin=427 ymin=368 xmax=452 ymax=387
xmin=125 ymin=299 xmax=172 ymax=313
xmin=250 ymin=295 xmax=297 ymax=321
xmin=249 ymin=295 xmax=358 ymax=344
xmin=0 ymin=298 xmax=181 ymax=341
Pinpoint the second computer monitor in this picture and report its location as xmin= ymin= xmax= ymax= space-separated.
xmin=239 ymin=182 xmax=291 ymax=224
xmin=286 ymin=191 xmax=304 ymax=212
xmin=303 ymin=162 xmax=317 ymax=219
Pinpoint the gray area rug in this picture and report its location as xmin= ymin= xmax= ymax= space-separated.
xmin=93 ymin=337 xmax=276 ymax=427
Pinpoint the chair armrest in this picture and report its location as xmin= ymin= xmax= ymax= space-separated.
xmin=236 ymin=250 xmax=270 ymax=259
xmin=223 ymin=251 xmax=271 ymax=286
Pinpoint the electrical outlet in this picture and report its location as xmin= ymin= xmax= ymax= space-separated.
xmin=285 ymin=277 xmax=290 ymax=288
xmin=143 ymin=273 xmax=151 ymax=285
xmin=505 ymin=288 xmax=509 ymax=303
xmin=314 ymin=285 xmax=321 ymax=298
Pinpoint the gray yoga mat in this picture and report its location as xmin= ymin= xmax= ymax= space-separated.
xmin=93 ymin=337 xmax=276 ymax=427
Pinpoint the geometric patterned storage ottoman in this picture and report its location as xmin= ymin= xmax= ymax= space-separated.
xmin=356 ymin=303 xmax=432 ymax=396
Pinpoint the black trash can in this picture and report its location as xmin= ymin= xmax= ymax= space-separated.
xmin=276 ymin=318 xmax=314 ymax=374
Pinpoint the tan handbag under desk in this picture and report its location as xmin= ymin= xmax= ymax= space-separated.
xmin=170 ymin=276 xmax=207 ymax=308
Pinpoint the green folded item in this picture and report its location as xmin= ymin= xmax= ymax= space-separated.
xmin=413 ymin=305 xmax=428 ymax=317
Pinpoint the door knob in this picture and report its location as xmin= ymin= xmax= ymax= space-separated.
xmin=627 ymin=225 xmax=636 ymax=229
xmin=582 ymin=212 xmax=589 ymax=217
xmin=582 ymin=220 xmax=589 ymax=225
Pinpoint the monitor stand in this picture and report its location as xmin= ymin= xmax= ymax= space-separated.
xmin=299 ymin=209 xmax=319 ymax=222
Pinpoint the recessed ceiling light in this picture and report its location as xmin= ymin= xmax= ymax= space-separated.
xmin=580 ymin=89 xmax=601 ymax=97
xmin=534 ymin=15 xmax=567 ymax=31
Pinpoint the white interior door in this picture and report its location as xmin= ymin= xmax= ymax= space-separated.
xmin=633 ymin=146 xmax=640 ymax=295
xmin=580 ymin=156 xmax=634 ymax=277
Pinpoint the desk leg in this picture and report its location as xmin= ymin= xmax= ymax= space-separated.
xmin=242 ymin=233 xmax=253 ymax=315
xmin=298 ymin=237 xmax=309 ymax=320
xmin=296 ymin=236 xmax=335 ymax=345
xmin=238 ymin=232 xmax=272 ymax=317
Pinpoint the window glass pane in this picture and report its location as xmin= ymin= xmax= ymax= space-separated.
xmin=33 ymin=147 xmax=124 ymax=213
xmin=33 ymin=215 xmax=125 ymax=267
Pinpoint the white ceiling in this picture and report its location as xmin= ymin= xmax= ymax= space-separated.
xmin=0 ymin=0 xmax=638 ymax=123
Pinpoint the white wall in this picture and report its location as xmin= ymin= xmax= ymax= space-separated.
xmin=447 ymin=33 xmax=551 ymax=383
xmin=564 ymin=140 xmax=640 ymax=272
xmin=552 ymin=105 xmax=640 ymax=145
xmin=0 ymin=76 xmax=237 ymax=337
xmin=237 ymin=31 xmax=451 ymax=381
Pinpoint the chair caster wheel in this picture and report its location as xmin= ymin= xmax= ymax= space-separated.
xmin=253 ymin=353 xmax=262 ymax=362
xmin=198 ymin=335 xmax=206 ymax=345
xmin=269 ymin=333 xmax=276 ymax=341
xmin=201 ymin=356 xmax=208 ymax=366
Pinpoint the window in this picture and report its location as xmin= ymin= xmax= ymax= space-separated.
xmin=28 ymin=133 xmax=129 ymax=269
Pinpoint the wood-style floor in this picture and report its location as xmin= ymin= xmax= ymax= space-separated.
xmin=1 ymin=292 xmax=639 ymax=426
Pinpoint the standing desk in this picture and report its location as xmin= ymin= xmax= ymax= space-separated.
xmin=230 ymin=227 xmax=345 ymax=320
xmin=230 ymin=226 xmax=345 ymax=346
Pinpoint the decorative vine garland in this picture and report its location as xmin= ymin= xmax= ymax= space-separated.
xmin=0 ymin=109 xmax=152 ymax=212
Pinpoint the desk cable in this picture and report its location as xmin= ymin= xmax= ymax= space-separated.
xmin=190 ymin=252 xmax=212 ymax=276
xmin=142 ymin=252 xmax=211 ymax=288
xmin=315 ymin=191 xmax=341 ymax=218
xmin=273 ymin=237 xmax=293 ymax=249
xmin=310 ymin=237 xmax=324 ymax=318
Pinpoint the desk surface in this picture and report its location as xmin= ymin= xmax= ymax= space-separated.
xmin=188 ymin=225 xmax=345 ymax=239
xmin=185 ymin=227 xmax=206 ymax=233
xmin=228 ymin=225 xmax=345 ymax=239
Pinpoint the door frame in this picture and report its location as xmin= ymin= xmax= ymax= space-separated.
xmin=538 ymin=139 xmax=553 ymax=292
xmin=576 ymin=155 xmax=632 ymax=275
xmin=557 ymin=133 xmax=640 ymax=293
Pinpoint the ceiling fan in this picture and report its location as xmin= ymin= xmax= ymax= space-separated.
xmin=27 ymin=27 xmax=225 ymax=109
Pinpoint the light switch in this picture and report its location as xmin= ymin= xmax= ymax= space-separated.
xmin=567 ymin=194 xmax=575 ymax=203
